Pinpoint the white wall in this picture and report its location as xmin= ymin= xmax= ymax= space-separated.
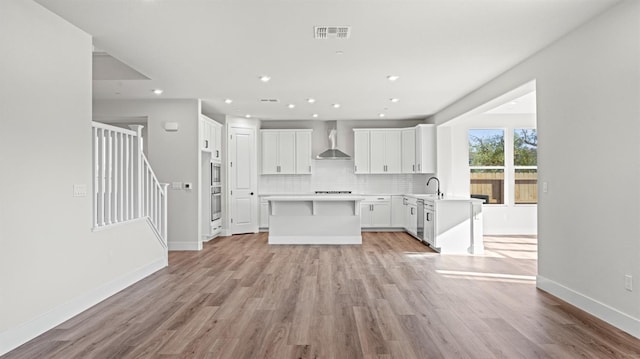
xmin=93 ymin=99 xmax=201 ymax=250
xmin=439 ymin=114 xmax=537 ymax=234
xmin=0 ymin=1 xmax=167 ymax=354
xmin=432 ymin=0 xmax=640 ymax=337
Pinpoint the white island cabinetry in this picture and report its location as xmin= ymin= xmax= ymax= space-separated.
xmin=265 ymin=195 xmax=365 ymax=244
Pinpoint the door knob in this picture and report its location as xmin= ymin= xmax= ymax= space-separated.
xmin=250 ymin=192 xmax=254 ymax=195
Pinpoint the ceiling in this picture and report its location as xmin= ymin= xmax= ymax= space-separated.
xmin=36 ymin=0 xmax=619 ymax=121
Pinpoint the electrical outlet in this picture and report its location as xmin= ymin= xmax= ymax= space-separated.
xmin=542 ymin=181 xmax=548 ymax=193
xmin=625 ymin=275 xmax=633 ymax=291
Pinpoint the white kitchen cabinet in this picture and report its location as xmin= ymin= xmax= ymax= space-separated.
xmin=200 ymin=116 xmax=223 ymax=159
xmin=390 ymin=195 xmax=404 ymax=227
xmin=415 ymin=124 xmax=436 ymax=174
xmin=360 ymin=196 xmax=391 ymax=228
xmin=261 ymin=130 xmax=311 ymax=174
xmin=404 ymin=196 xmax=418 ymax=236
xmin=353 ymin=130 xmax=370 ymax=174
xmin=212 ymin=121 xmax=222 ymax=161
xmin=295 ymin=131 xmax=312 ymax=174
xmin=401 ymin=128 xmax=416 ymax=173
xmin=370 ymin=130 xmax=401 ymax=174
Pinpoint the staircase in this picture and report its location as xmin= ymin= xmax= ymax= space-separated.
xmin=92 ymin=122 xmax=168 ymax=247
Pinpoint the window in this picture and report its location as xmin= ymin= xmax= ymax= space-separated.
xmin=469 ymin=129 xmax=505 ymax=204
xmin=514 ymin=129 xmax=538 ymax=204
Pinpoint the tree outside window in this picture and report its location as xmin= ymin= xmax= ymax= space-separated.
xmin=469 ymin=129 xmax=505 ymax=204
xmin=514 ymin=129 xmax=538 ymax=204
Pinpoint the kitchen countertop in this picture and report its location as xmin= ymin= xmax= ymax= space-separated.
xmin=260 ymin=193 xmax=483 ymax=203
xmin=264 ymin=195 xmax=365 ymax=201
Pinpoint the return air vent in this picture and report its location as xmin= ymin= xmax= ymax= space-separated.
xmin=314 ymin=26 xmax=351 ymax=39
xmin=259 ymin=99 xmax=279 ymax=103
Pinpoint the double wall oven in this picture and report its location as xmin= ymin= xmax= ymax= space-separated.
xmin=211 ymin=161 xmax=221 ymax=221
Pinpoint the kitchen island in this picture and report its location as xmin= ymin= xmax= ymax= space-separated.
xmin=264 ymin=195 xmax=365 ymax=244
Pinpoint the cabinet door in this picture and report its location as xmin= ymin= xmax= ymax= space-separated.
xmin=424 ymin=209 xmax=434 ymax=246
xmin=213 ymin=122 xmax=222 ymax=160
xmin=278 ymin=131 xmax=296 ymax=174
xmin=353 ymin=130 xmax=370 ymax=174
xmin=371 ymin=202 xmax=391 ymax=227
xmin=295 ymin=131 xmax=312 ymax=174
xmin=407 ymin=204 xmax=417 ymax=235
xmin=384 ymin=130 xmax=402 ymax=173
xmin=261 ymin=131 xmax=279 ymax=174
xmin=360 ymin=203 xmax=372 ymax=227
xmin=369 ymin=131 xmax=387 ymax=173
xmin=401 ymin=128 xmax=416 ymax=173
xmin=200 ymin=119 xmax=212 ymax=151
xmin=416 ymin=125 xmax=436 ymax=174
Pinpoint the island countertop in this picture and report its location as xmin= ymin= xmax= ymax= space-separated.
xmin=264 ymin=195 xmax=366 ymax=202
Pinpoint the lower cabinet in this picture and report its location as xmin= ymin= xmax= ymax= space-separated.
xmin=404 ymin=196 xmax=418 ymax=236
xmin=360 ymin=196 xmax=391 ymax=228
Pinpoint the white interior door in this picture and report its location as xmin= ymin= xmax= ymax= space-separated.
xmin=229 ymin=127 xmax=258 ymax=234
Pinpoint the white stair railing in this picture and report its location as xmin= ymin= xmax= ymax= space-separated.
xmin=92 ymin=122 xmax=168 ymax=247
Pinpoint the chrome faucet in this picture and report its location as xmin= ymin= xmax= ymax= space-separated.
xmin=426 ymin=176 xmax=442 ymax=198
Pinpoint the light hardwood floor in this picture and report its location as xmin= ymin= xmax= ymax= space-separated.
xmin=4 ymin=232 xmax=640 ymax=358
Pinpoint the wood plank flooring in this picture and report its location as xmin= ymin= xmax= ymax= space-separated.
xmin=4 ymin=232 xmax=640 ymax=358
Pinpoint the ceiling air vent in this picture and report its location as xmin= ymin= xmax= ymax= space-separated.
xmin=314 ymin=26 xmax=351 ymax=39
xmin=259 ymin=99 xmax=279 ymax=103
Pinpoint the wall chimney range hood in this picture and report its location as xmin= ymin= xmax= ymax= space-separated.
xmin=317 ymin=121 xmax=351 ymax=160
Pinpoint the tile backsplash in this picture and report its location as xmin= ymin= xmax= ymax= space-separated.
xmin=259 ymin=160 xmax=432 ymax=194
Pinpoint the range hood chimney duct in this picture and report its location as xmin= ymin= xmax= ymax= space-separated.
xmin=316 ymin=121 xmax=351 ymax=160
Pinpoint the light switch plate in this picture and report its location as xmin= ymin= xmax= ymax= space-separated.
xmin=73 ymin=184 xmax=87 ymax=197
xmin=171 ymin=182 xmax=182 ymax=190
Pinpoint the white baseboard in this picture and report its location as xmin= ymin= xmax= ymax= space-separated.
xmin=536 ymin=275 xmax=640 ymax=338
xmin=168 ymin=241 xmax=201 ymax=251
xmin=0 ymin=257 xmax=167 ymax=356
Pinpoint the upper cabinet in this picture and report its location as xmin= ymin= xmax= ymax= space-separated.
xmin=261 ymin=129 xmax=312 ymax=175
xmin=370 ymin=129 xmax=401 ymax=174
xmin=353 ymin=130 xmax=370 ymax=174
xmin=295 ymin=131 xmax=312 ymax=174
xmin=200 ymin=115 xmax=223 ymax=161
xmin=353 ymin=129 xmax=401 ymax=174
xmin=415 ymin=124 xmax=436 ymax=174
xmin=353 ymin=125 xmax=436 ymax=175
xmin=401 ymin=128 xmax=416 ymax=173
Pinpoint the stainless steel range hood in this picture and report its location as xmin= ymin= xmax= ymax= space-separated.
xmin=316 ymin=121 xmax=351 ymax=160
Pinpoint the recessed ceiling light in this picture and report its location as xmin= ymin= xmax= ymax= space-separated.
xmin=387 ymin=75 xmax=400 ymax=82
xmin=259 ymin=75 xmax=271 ymax=82
xmin=152 ymin=89 xmax=163 ymax=95
xmin=390 ymin=98 xmax=399 ymax=103
xmin=245 ymin=114 xmax=251 ymax=118
xmin=288 ymin=104 xmax=295 ymax=109
xmin=307 ymin=98 xmax=316 ymax=103
xmin=332 ymin=103 xmax=341 ymax=108
xmin=335 ymin=51 xmax=344 ymax=55
xmin=224 ymin=98 xmax=233 ymax=104
xmin=379 ymin=113 xmax=386 ymax=118
xmin=312 ymin=114 xmax=319 ymax=118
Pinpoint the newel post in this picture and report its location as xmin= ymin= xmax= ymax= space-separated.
xmin=129 ymin=125 xmax=144 ymax=218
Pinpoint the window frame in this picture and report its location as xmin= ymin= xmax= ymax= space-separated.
xmin=513 ymin=128 xmax=538 ymax=206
